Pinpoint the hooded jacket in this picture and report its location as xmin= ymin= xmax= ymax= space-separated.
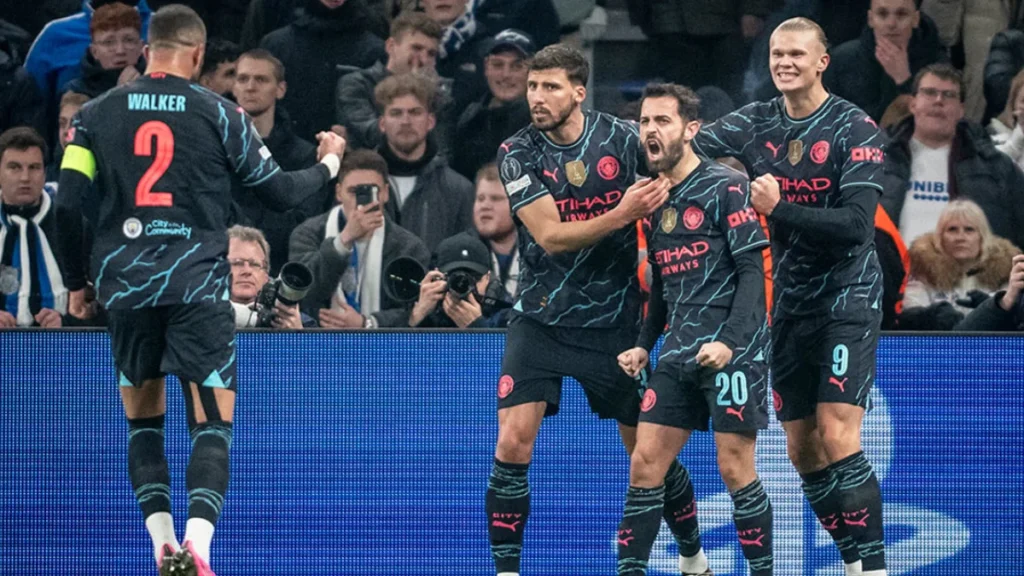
xmin=62 ymin=51 xmax=145 ymax=98
xmin=0 ymin=22 xmax=45 ymax=135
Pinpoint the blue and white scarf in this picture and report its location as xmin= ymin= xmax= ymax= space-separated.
xmin=440 ymin=0 xmax=485 ymax=60
xmin=0 ymin=193 xmax=68 ymax=326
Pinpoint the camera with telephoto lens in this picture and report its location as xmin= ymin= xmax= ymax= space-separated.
xmin=444 ymin=269 xmax=478 ymax=300
xmin=254 ymin=262 xmax=313 ymax=327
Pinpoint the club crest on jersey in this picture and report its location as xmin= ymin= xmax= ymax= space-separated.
xmin=661 ymin=207 xmax=678 ymax=233
xmin=683 ymin=206 xmax=704 ymax=230
xmin=810 ymin=140 xmax=830 ymax=164
xmin=788 ymin=140 xmax=804 ymax=166
xmin=123 ymin=217 xmax=142 ymax=239
xmin=565 ymin=160 xmax=587 ymax=187
xmin=597 ymin=156 xmax=620 ymax=180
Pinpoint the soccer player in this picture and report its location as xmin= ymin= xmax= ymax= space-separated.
xmin=55 ymin=6 xmax=345 ymax=576
xmin=694 ymin=18 xmax=889 ymax=576
xmin=489 ymin=45 xmax=714 ymax=576
xmin=615 ymin=83 xmax=773 ymax=576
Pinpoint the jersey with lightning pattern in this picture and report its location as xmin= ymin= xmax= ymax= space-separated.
xmin=67 ymin=74 xmax=285 ymax=310
xmin=497 ymin=110 xmax=643 ymax=328
xmin=693 ymin=95 xmax=886 ymax=320
xmin=643 ymin=161 xmax=770 ymax=364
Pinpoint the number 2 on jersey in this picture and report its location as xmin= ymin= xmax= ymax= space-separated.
xmin=134 ymin=121 xmax=174 ymax=207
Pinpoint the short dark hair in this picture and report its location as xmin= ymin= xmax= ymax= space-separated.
xmin=391 ymin=11 xmax=443 ymax=42
xmin=201 ymin=38 xmax=241 ymax=78
xmin=338 ymin=149 xmax=390 ymax=186
xmin=374 ymin=73 xmax=437 ymax=113
xmin=0 ymin=127 xmax=47 ymax=164
xmin=640 ymin=83 xmax=701 ymax=123
xmin=529 ymin=44 xmax=589 ymax=86
xmin=912 ymin=62 xmax=966 ymax=102
xmin=147 ymin=4 xmax=206 ymax=50
xmin=238 ymin=48 xmax=286 ymax=83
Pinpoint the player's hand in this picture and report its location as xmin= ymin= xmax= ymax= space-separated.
xmin=409 ymin=269 xmax=447 ymax=326
xmin=271 ymin=301 xmax=303 ymax=329
xmin=740 ymin=14 xmax=764 ymax=40
xmin=0 ymin=310 xmax=16 ymax=328
xmin=617 ymin=347 xmax=649 ymax=377
xmin=319 ymin=295 xmax=366 ymax=328
xmin=67 ymin=288 xmax=95 ymax=320
xmin=339 ymin=203 xmax=385 ymax=246
xmin=750 ymin=174 xmax=781 ymax=216
xmin=999 ymin=254 xmax=1024 ymax=311
xmin=443 ymin=292 xmax=483 ymax=328
xmin=874 ymin=37 xmax=912 ymax=85
xmin=616 ymin=177 xmax=670 ymax=224
xmin=316 ymin=130 xmax=347 ymax=161
xmin=117 ymin=66 xmax=141 ymax=86
xmin=695 ymin=341 xmax=733 ymax=370
xmin=34 ymin=308 xmax=63 ymax=328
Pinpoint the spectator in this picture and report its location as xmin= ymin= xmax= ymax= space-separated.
xmin=449 ymin=29 xmax=533 ymax=180
xmin=24 ymin=0 xmax=152 ymax=136
xmin=467 ymin=162 xmax=518 ymax=304
xmin=983 ymin=24 xmax=1024 ymax=124
xmin=227 ymin=225 xmax=310 ymax=328
xmin=198 ymin=38 xmax=241 ymax=98
xmin=921 ymin=0 xmax=1009 ymax=121
xmin=260 ymin=0 xmax=386 ymax=143
xmin=6 ymin=2 xmax=80 ymax=44
xmin=289 ymin=149 xmax=430 ymax=328
xmin=825 ymin=0 xmax=946 ymax=122
xmin=885 ymin=64 xmax=1024 ymax=250
xmin=407 ymin=233 xmax=510 ymax=328
xmin=46 ymin=91 xmax=90 ymax=182
xmin=375 ymin=73 xmax=474 ymax=252
xmin=0 ymin=127 xmax=77 ymax=328
xmin=62 ymin=2 xmax=145 ymax=99
xmin=335 ymin=11 xmax=443 ymax=151
xmin=0 ymin=21 xmax=46 ymax=137
xmin=955 ymin=253 xmax=1024 ymax=330
xmin=900 ymin=200 xmax=1020 ymax=329
xmin=241 ymin=0 xmax=389 ymax=50
xmin=989 ymin=69 xmax=1024 ymax=170
xmin=230 ymin=49 xmax=330 ymax=276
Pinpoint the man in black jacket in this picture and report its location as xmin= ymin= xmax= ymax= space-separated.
xmin=336 ymin=11 xmax=443 ymax=151
xmin=231 ymin=49 xmax=331 ymax=276
xmin=376 ymin=73 xmax=475 ymax=253
xmin=825 ymin=0 xmax=946 ymax=122
xmin=260 ymin=0 xmax=386 ymax=142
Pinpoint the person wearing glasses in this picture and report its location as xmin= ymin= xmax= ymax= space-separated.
xmin=884 ymin=63 xmax=1024 ymax=251
xmin=227 ymin=225 xmax=310 ymax=329
xmin=62 ymin=3 xmax=146 ymax=99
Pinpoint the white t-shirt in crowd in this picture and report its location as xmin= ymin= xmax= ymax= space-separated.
xmin=391 ymin=175 xmax=417 ymax=209
xmin=900 ymin=138 xmax=951 ymax=246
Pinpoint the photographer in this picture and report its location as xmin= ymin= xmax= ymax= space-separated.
xmin=408 ymin=234 xmax=510 ymax=328
xmin=228 ymin=225 xmax=311 ymax=329
xmin=955 ymin=254 xmax=1024 ymax=331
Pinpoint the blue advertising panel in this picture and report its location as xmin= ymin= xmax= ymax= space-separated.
xmin=0 ymin=331 xmax=1021 ymax=575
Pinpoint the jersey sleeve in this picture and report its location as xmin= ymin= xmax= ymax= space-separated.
xmin=692 ymin=105 xmax=758 ymax=161
xmin=218 ymin=100 xmax=284 ymax=187
xmin=718 ymin=176 xmax=770 ymax=256
xmin=55 ymin=111 xmax=98 ymax=290
xmin=497 ymin=137 xmax=550 ymax=214
xmin=838 ymin=112 xmax=887 ymax=192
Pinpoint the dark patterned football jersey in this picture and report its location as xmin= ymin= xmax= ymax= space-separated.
xmin=693 ymin=95 xmax=886 ymax=320
xmin=60 ymin=74 xmax=329 ymax=310
xmin=497 ymin=110 xmax=644 ymax=328
xmin=642 ymin=161 xmax=770 ymax=364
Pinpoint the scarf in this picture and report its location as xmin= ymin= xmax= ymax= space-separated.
xmin=325 ymin=205 xmax=384 ymax=314
xmin=440 ymin=0 xmax=485 ymax=59
xmin=0 ymin=194 xmax=68 ymax=326
xmin=490 ymin=243 xmax=518 ymax=301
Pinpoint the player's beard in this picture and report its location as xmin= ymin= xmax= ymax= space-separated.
xmin=647 ymin=135 xmax=685 ymax=174
xmin=532 ymin=100 xmax=577 ymax=132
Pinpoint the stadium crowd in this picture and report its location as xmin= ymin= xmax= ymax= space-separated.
xmin=1 ymin=0 xmax=1022 ymax=332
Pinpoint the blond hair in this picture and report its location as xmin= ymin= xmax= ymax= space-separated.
xmin=772 ymin=17 xmax=829 ymax=51
xmin=227 ymin=225 xmax=270 ymax=268
xmin=999 ymin=68 xmax=1024 ymax=129
xmin=932 ymin=200 xmax=993 ymax=261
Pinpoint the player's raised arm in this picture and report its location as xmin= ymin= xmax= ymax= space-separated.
xmin=223 ymin=103 xmax=344 ymax=211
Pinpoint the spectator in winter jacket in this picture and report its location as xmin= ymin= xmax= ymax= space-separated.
xmin=261 ymin=0 xmax=386 ymax=143
xmin=230 ymin=49 xmax=331 ymax=277
xmin=900 ymin=199 xmax=1020 ymax=329
xmin=983 ymin=27 xmax=1024 ymax=124
xmin=198 ymin=38 xmax=240 ymax=98
xmin=955 ymin=253 xmax=1024 ymax=331
xmin=449 ymin=28 xmax=533 ymax=180
xmin=0 ymin=23 xmax=46 ymax=137
xmin=884 ymin=64 xmax=1024 ymax=251
xmin=988 ymin=69 xmax=1024 ymax=171
xmin=825 ymin=0 xmax=946 ymax=122
xmin=62 ymin=2 xmax=145 ymax=99
xmin=335 ymin=11 xmax=443 ymax=151
xmin=375 ymin=73 xmax=475 ymax=252
xmin=241 ymin=0 xmax=388 ymax=50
